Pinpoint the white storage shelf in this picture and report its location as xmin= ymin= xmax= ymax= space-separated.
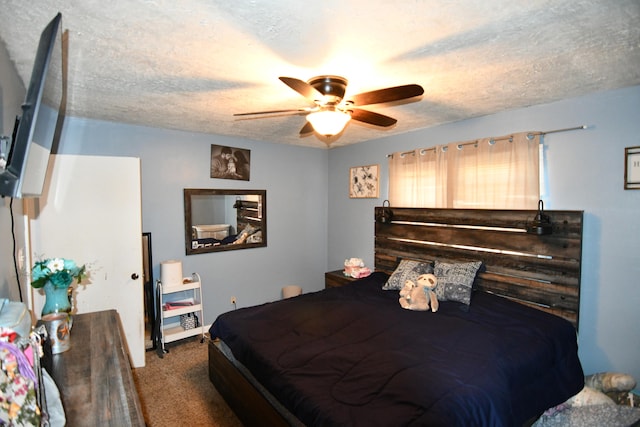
xmin=163 ymin=302 xmax=202 ymax=319
xmin=158 ymin=273 xmax=205 ymax=353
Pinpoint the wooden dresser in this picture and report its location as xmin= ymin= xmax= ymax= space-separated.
xmin=45 ymin=310 xmax=145 ymax=426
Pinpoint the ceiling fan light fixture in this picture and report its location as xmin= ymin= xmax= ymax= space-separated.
xmin=306 ymin=109 xmax=351 ymax=136
xmin=237 ymin=76 xmax=423 ymax=139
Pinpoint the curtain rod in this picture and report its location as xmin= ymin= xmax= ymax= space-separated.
xmin=386 ymin=125 xmax=588 ymax=158
xmin=537 ymin=125 xmax=588 ymax=135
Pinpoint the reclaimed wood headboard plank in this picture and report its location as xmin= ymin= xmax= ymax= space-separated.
xmin=375 ymin=236 xmax=581 ymax=285
xmin=374 ymin=207 xmax=583 ymax=328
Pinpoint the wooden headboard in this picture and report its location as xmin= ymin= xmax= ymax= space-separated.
xmin=236 ymin=199 xmax=262 ymax=232
xmin=374 ymin=207 xmax=583 ymax=328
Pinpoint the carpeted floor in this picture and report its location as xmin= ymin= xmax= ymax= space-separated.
xmin=132 ymin=336 xmax=243 ymax=427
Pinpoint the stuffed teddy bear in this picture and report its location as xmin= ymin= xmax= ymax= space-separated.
xmin=399 ymin=273 xmax=439 ymax=312
xmin=399 ymin=278 xmax=427 ymax=311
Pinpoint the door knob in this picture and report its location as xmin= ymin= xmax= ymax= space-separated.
xmin=131 ymin=273 xmax=139 ymax=280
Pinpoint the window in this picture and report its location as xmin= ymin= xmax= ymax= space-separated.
xmin=389 ymin=132 xmax=540 ymax=209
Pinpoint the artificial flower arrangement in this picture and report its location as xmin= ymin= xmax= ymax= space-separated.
xmin=31 ymin=258 xmax=86 ymax=289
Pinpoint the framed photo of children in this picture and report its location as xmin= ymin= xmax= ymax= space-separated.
xmin=211 ymin=144 xmax=251 ymax=181
xmin=624 ymin=146 xmax=640 ymax=190
xmin=349 ymin=164 xmax=379 ymax=198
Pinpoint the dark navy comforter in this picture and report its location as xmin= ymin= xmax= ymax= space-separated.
xmin=210 ymin=272 xmax=584 ymax=426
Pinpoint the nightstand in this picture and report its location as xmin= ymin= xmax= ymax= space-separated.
xmin=325 ymin=270 xmax=358 ymax=288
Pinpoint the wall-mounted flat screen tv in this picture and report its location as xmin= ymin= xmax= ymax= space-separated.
xmin=0 ymin=12 xmax=63 ymax=199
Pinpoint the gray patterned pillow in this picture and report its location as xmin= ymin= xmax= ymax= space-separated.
xmin=383 ymin=259 xmax=434 ymax=290
xmin=433 ymin=260 xmax=482 ymax=305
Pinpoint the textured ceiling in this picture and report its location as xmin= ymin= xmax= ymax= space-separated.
xmin=1 ymin=1 xmax=639 ymax=149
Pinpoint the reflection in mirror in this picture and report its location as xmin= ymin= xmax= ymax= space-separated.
xmin=184 ymin=189 xmax=267 ymax=255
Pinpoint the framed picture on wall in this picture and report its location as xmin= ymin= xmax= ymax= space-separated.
xmin=349 ymin=164 xmax=379 ymax=198
xmin=211 ymin=144 xmax=251 ymax=181
xmin=624 ymin=146 xmax=640 ymax=190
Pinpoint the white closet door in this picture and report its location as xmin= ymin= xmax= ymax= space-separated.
xmin=28 ymin=154 xmax=145 ymax=367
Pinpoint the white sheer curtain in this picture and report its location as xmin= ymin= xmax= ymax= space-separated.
xmin=388 ymin=132 xmax=540 ymax=209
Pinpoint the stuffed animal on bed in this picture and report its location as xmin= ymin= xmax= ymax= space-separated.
xmin=399 ymin=278 xmax=427 ymax=311
xmin=399 ymin=274 xmax=439 ymax=312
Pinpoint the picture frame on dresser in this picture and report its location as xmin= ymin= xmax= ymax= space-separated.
xmin=349 ymin=164 xmax=379 ymax=198
xmin=624 ymin=146 xmax=640 ymax=190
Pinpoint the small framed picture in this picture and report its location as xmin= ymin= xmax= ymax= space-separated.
xmin=624 ymin=146 xmax=640 ymax=190
xmin=211 ymin=144 xmax=251 ymax=181
xmin=349 ymin=164 xmax=379 ymax=198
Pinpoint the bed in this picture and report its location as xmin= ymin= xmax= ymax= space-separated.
xmin=208 ymin=207 xmax=585 ymax=426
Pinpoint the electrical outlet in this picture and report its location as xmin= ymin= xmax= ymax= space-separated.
xmin=230 ymin=296 xmax=237 ymax=305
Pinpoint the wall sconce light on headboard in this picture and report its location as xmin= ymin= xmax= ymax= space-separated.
xmin=376 ymin=200 xmax=394 ymax=224
xmin=526 ymin=200 xmax=553 ymax=235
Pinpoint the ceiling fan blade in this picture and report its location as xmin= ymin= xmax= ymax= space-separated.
xmin=349 ymin=84 xmax=424 ymax=106
xmin=234 ymin=108 xmax=310 ymax=117
xmin=350 ymin=108 xmax=397 ymax=127
xmin=279 ymin=77 xmax=324 ymax=101
xmin=299 ymin=121 xmax=314 ymax=136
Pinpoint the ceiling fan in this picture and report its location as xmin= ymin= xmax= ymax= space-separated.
xmin=234 ymin=76 xmax=424 ymax=138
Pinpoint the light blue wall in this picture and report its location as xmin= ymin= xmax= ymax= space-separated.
xmin=327 ymin=85 xmax=640 ymax=387
xmin=55 ymin=119 xmax=329 ymax=324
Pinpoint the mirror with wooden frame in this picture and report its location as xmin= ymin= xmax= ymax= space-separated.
xmin=184 ymin=189 xmax=266 ymax=255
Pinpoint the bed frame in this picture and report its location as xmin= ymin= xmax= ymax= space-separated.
xmin=208 ymin=207 xmax=584 ymax=426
